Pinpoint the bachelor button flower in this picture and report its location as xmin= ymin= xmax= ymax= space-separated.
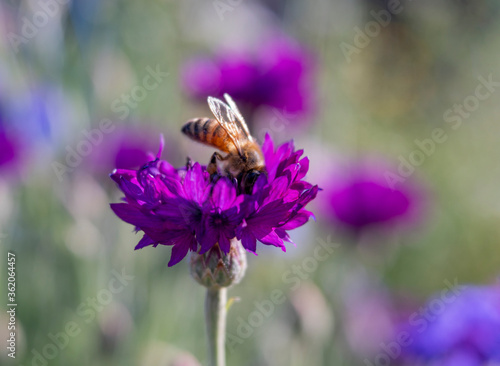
xmin=110 ymin=134 xmax=318 ymax=267
xmin=399 ymin=283 xmax=500 ymax=366
xmin=182 ymin=35 xmax=314 ymax=118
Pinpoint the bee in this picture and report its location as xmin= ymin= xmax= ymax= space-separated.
xmin=182 ymin=94 xmax=265 ymax=193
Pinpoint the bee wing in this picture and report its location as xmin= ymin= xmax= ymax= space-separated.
xmin=207 ymin=96 xmax=246 ymax=156
xmin=223 ymin=94 xmax=253 ymax=142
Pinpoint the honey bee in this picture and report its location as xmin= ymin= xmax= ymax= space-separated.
xmin=182 ymin=94 xmax=265 ymax=193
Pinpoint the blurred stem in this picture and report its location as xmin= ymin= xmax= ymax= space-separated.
xmin=205 ymin=287 xmax=227 ymax=366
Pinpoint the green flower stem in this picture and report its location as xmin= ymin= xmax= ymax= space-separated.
xmin=205 ymin=287 xmax=227 ymax=366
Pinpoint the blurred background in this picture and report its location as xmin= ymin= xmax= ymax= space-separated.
xmin=1 ymin=0 xmax=500 ymax=365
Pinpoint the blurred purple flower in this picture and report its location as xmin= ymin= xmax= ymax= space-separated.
xmin=0 ymin=131 xmax=21 ymax=171
xmin=0 ymin=106 xmax=23 ymax=175
xmin=342 ymin=274 xmax=398 ymax=357
xmin=85 ymin=125 xmax=166 ymax=175
xmin=110 ymin=134 xmax=318 ymax=266
xmin=400 ymin=283 xmax=500 ymax=366
xmin=0 ymin=87 xmax=50 ymax=175
xmin=320 ymin=160 xmax=421 ymax=235
xmin=182 ymin=36 xmax=314 ymax=117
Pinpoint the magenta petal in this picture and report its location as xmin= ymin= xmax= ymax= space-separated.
xmin=119 ymin=177 xmax=144 ymax=198
xmin=252 ymin=174 xmax=268 ymax=196
xmin=249 ymin=200 xmax=294 ymax=227
xmin=266 ymin=175 xmax=290 ymax=202
xmin=135 ymin=234 xmax=156 ymax=249
xmin=218 ymin=235 xmax=231 ymax=254
xmin=153 ymin=228 xmax=192 ymax=245
xmin=183 ymin=162 xmax=208 ymax=203
xmin=275 ymin=228 xmax=293 ymax=243
xmin=199 ymin=227 xmax=217 ymax=254
xmin=240 ymin=230 xmax=257 ymax=254
xmin=259 ymin=230 xmax=285 ymax=249
xmin=168 ymin=242 xmax=191 ymax=267
xmin=297 ymin=156 xmax=309 ymax=180
xmin=211 ymin=177 xmax=236 ymax=210
xmin=156 ymin=134 xmax=165 ymax=159
xmin=110 ymin=203 xmax=161 ymax=227
xmin=159 ymin=160 xmax=176 ymax=175
xmin=281 ymin=210 xmax=313 ymax=230
xmin=110 ymin=168 xmax=136 ymax=180
xmin=163 ymin=176 xmax=184 ymax=197
xmin=262 ymin=133 xmax=275 ymax=161
xmin=276 ymin=140 xmax=295 ymax=161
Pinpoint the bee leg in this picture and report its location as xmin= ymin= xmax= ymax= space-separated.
xmin=208 ymin=152 xmax=225 ymax=176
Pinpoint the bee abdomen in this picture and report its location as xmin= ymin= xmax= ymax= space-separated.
xmin=181 ymin=118 xmax=230 ymax=152
xmin=182 ymin=117 xmax=207 ymax=138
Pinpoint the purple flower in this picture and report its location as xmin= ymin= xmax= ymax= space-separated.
xmin=110 ymin=134 xmax=318 ymax=266
xmin=341 ymin=274 xmax=398 ymax=357
xmin=320 ymin=160 xmax=421 ymax=235
xmin=399 ymin=283 xmax=500 ymax=365
xmin=182 ymin=35 xmax=314 ymax=118
xmin=0 ymin=130 xmax=21 ymax=171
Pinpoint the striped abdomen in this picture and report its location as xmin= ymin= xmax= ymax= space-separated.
xmin=181 ymin=118 xmax=232 ymax=153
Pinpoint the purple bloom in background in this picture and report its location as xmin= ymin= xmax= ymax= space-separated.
xmin=110 ymin=134 xmax=318 ymax=266
xmin=399 ymin=283 xmax=500 ymax=366
xmin=341 ymin=273 xmax=398 ymax=357
xmin=0 ymin=112 xmax=24 ymax=177
xmin=0 ymin=130 xmax=21 ymax=171
xmin=320 ymin=160 xmax=421 ymax=235
xmin=182 ymin=35 xmax=314 ymax=118
xmin=85 ymin=125 xmax=166 ymax=175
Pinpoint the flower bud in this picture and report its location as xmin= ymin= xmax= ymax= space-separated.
xmin=189 ymin=239 xmax=247 ymax=289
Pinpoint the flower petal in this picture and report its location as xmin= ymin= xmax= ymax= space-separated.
xmin=110 ymin=203 xmax=161 ymax=228
xmin=218 ymin=235 xmax=231 ymax=254
xmin=239 ymin=229 xmax=258 ymax=254
xmin=135 ymin=234 xmax=156 ymax=249
xmin=211 ymin=177 xmax=236 ymax=210
xmin=259 ymin=230 xmax=286 ymax=250
xmin=168 ymin=241 xmax=191 ymax=267
xmin=281 ymin=209 xmax=314 ymax=230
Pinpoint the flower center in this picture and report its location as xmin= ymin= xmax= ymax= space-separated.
xmin=211 ymin=212 xmax=226 ymax=228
